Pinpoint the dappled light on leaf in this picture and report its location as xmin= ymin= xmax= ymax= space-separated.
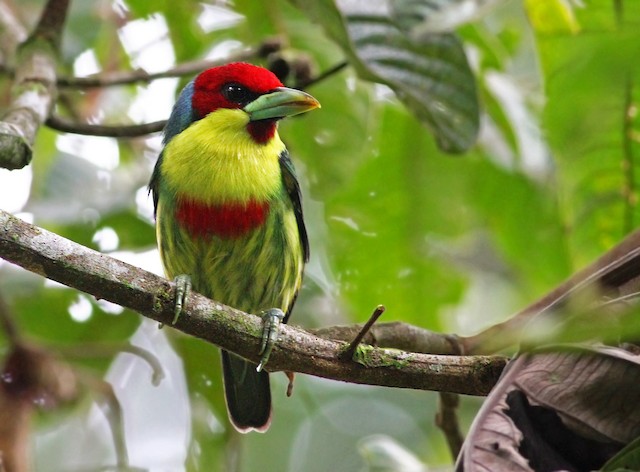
xmin=524 ymin=0 xmax=581 ymax=35
xmin=296 ymin=0 xmax=480 ymax=153
xmin=391 ymin=0 xmax=504 ymax=36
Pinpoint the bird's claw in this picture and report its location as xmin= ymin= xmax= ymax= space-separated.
xmin=172 ymin=274 xmax=192 ymax=325
xmin=257 ymin=308 xmax=285 ymax=372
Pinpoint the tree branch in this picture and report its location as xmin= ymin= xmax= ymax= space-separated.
xmin=0 ymin=209 xmax=506 ymax=396
xmin=463 ymin=228 xmax=640 ymax=354
xmin=0 ymin=3 xmax=27 ymax=66
xmin=45 ymin=56 xmax=347 ymax=139
xmin=56 ymin=40 xmax=282 ymax=89
xmin=314 ymin=321 xmax=462 ymax=355
xmin=33 ymin=0 xmax=69 ymax=49
xmin=297 ymin=61 xmax=348 ymax=89
xmin=45 ymin=115 xmax=166 ymax=138
xmin=436 ymin=392 xmax=464 ymax=459
xmin=0 ymin=0 xmax=69 ymax=170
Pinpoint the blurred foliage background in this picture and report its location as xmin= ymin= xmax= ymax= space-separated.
xmin=1 ymin=0 xmax=639 ymax=470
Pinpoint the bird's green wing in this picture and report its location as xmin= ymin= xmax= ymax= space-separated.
xmin=148 ymin=151 xmax=164 ymax=216
xmin=279 ymin=149 xmax=309 ymax=263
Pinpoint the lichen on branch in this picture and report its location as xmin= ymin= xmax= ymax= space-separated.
xmin=0 ymin=0 xmax=69 ymax=170
xmin=0 ymin=209 xmax=506 ymax=396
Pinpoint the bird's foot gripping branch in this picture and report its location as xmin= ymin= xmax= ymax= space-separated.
xmin=257 ymin=308 xmax=285 ymax=372
xmin=0 ymin=208 xmax=507 ymax=396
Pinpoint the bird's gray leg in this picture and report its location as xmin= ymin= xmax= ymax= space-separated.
xmin=172 ymin=274 xmax=192 ymax=325
xmin=257 ymin=308 xmax=285 ymax=372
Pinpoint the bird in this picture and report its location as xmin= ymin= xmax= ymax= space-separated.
xmin=148 ymin=62 xmax=320 ymax=432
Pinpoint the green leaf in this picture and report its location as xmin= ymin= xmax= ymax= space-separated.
xmin=600 ymin=437 xmax=640 ymax=472
xmin=293 ymin=0 xmax=479 ymax=153
xmin=325 ymin=104 xmax=470 ymax=327
xmin=538 ymin=19 xmax=640 ymax=265
xmin=524 ymin=0 xmax=581 ymax=35
xmin=391 ymin=0 xmax=504 ymax=35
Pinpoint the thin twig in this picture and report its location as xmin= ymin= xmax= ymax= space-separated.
xmin=313 ymin=321 xmax=463 ymax=355
xmin=76 ymin=370 xmax=130 ymax=470
xmin=435 ymin=392 xmax=464 ymax=460
xmin=342 ymin=305 xmax=385 ymax=360
xmin=46 ymin=115 xmax=165 ymax=138
xmin=58 ymin=54 xmax=251 ymax=88
xmin=56 ymin=38 xmax=282 ymax=89
xmin=622 ymin=75 xmax=636 ymax=234
xmin=54 ymin=343 xmax=165 ymax=386
xmin=46 ymin=60 xmax=349 ymax=139
xmin=462 ymin=232 xmax=640 ymax=354
xmin=298 ymin=61 xmax=349 ymax=89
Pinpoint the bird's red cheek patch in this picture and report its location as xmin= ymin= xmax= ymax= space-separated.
xmin=175 ymin=197 xmax=270 ymax=239
xmin=247 ymin=121 xmax=277 ymax=144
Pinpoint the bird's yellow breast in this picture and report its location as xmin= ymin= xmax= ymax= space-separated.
xmin=161 ymin=108 xmax=285 ymax=204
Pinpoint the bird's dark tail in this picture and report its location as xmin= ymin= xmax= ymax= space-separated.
xmin=221 ymin=350 xmax=272 ymax=432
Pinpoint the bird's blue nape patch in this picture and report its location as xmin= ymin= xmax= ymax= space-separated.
xmin=163 ymin=80 xmax=197 ymax=145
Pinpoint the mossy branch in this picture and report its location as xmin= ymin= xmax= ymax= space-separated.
xmin=0 ymin=209 xmax=506 ymax=396
xmin=0 ymin=0 xmax=69 ymax=170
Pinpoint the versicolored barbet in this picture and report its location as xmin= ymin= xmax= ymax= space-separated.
xmin=149 ymin=63 xmax=320 ymax=432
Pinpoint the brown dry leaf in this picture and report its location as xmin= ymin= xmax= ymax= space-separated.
xmin=456 ymin=345 xmax=640 ymax=471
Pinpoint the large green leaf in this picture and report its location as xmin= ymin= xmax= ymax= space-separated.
xmin=293 ymin=0 xmax=479 ymax=153
xmin=391 ymin=0 xmax=504 ymax=35
xmin=538 ymin=4 xmax=640 ymax=265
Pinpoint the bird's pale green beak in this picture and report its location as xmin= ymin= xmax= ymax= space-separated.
xmin=244 ymin=87 xmax=320 ymax=122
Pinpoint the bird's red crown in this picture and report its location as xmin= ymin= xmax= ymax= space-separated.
xmin=192 ymin=63 xmax=283 ymax=118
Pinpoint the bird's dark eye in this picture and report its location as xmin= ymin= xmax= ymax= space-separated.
xmin=221 ymin=83 xmax=252 ymax=105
